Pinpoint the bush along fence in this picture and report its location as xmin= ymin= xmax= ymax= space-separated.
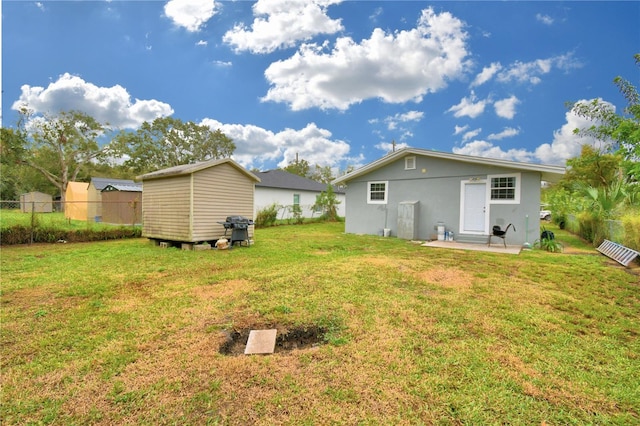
xmin=566 ymin=213 xmax=640 ymax=252
xmin=1 ymin=201 xmax=142 ymax=245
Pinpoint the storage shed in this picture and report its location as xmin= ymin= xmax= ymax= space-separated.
xmin=20 ymin=191 xmax=53 ymax=213
xmin=137 ymin=158 xmax=260 ymax=243
xmin=65 ymin=181 xmax=89 ymax=220
xmin=88 ymin=177 xmax=140 ymax=222
xmin=101 ymin=183 xmax=143 ymax=225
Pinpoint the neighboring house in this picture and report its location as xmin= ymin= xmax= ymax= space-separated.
xmin=254 ymin=170 xmax=346 ymax=219
xmin=88 ymin=177 xmax=139 ymax=222
xmin=332 ymin=148 xmax=565 ymax=246
xmin=101 ymin=183 xmax=143 ymax=225
xmin=137 ymin=158 xmax=260 ymax=244
xmin=64 ymin=181 xmax=89 ymax=221
xmin=19 ymin=191 xmax=53 ymax=213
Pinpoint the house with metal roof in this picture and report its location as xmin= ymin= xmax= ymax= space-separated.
xmin=254 ymin=170 xmax=345 ymax=220
xmin=332 ymin=147 xmax=565 ymax=246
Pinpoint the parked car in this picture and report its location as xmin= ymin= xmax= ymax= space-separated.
xmin=540 ymin=209 xmax=552 ymax=221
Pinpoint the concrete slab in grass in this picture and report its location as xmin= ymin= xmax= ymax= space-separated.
xmin=244 ymin=329 xmax=277 ymax=355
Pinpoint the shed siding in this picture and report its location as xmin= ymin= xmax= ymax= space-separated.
xmin=20 ymin=192 xmax=53 ymax=213
xmin=102 ymin=191 xmax=142 ymax=225
xmin=192 ymin=163 xmax=255 ymax=241
xmin=87 ymin=183 xmax=102 ymax=221
xmin=142 ymin=175 xmax=192 ymax=240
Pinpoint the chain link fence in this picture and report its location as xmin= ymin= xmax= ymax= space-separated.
xmin=1 ymin=200 xmax=142 ymax=245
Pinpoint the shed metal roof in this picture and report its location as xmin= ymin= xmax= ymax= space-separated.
xmin=333 ymin=147 xmax=566 ymax=185
xmin=102 ymin=183 xmax=143 ymax=192
xmin=255 ymin=170 xmax=343 ymax=193
xmin=90 ymin=177 xmax=137 ymax=191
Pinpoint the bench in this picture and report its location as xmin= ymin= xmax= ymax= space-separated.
xmin=596 ymin=239 xmax=639 ymax=267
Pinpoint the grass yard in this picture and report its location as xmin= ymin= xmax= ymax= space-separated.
xmin=1 ymin=222 xmax=638 ymax=425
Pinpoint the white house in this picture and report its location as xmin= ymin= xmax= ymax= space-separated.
xmin=254 ymin=170 xmax=346 ymax=220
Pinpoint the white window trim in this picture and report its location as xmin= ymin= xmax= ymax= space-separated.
xmin=405 ymin=156 xmax=416 ymax=170
xmin=367 ymin=181 xmax=388 ymax=204
xmin=488 ymin=173 xmax=521 ymax=204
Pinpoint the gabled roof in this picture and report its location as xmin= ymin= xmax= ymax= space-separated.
xmin=255 ymin=170 xmax=343 ymax=193
xmin=91 ymin=177 xmax=137 ymax=191
xmin=102 ymin=183 xmax=143 ymax=192
xmin=136 ymin=158 xmax=260 ymax=182
xmin=332 ymin=147 xmax=566 ymax=185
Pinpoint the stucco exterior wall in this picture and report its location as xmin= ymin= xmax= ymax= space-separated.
xmin=254 ymin=187 xmax=346 ymax=219
xmin=342 ymin=155 xmax=542 ymax=245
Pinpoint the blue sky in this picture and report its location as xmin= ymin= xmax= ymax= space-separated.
xmin=2 ymin=1 xmax=639 ymax=172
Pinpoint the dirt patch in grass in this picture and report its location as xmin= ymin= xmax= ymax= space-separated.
xmin=359 ymin=256 xmax=474 ymax=289
xmin=219 ymin=325 xmax=327 ymax=356
xmin=414 ymin=266 xmax=474 ymax=289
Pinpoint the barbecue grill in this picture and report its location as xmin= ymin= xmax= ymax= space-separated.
xmin=218 ymin=216 xmax=254 ymax=247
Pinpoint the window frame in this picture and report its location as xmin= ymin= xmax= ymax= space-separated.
xmin=367 ymin=181 xmax=388 ymax=204
xmin=488 ymin=173 xmax=521 ymax=204
xmin=405 ymin=156 xmax=416 ymax=170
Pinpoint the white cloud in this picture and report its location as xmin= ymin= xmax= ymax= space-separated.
xmin=488 ymin=127 xmax=520 ymax=140
xmin=536 ymin=13 xmax=554 ymax=25
xmin=35 ymin=2 xmax=45 ymax=11
xmin=454 ymin=100 xmax=610 ymax=165
xmin=462 ymin=128 xmax=482 ymax=142
xmin=164 ymin=0 xmax=219 ymax=32
xmin=453 ymin=140 xmax=535 ymax=163
xmin=453 ymin=124 xmax=469 ymax=135
xmin=223 ymin=0 xmax=344 ymax=54
xmin=470 ymin=62 xmax=502 ymax=87
xmin=447 ymin=92 xmax=487 ymax=119
xmin=196 ymin=40 xmax=208 ymax=46
xmin=384 ymin=110 xmax=423 ymax=130
xmin=262 ymin=7 xmax=470 ymax=110
xmin=494 ymin=95 xmax=520 ymax=119
xmin=496 ymin=53 xmax=582 ymax=85
xmin=534 ymin=99 xmax=610 ymax=164
xmin=375 ymin=140 xmax=409 ymax=153
xmin=11 ymin=73 xmax=174 ymax=129
xmin=200 ymin=119 xmax=350 ymax=169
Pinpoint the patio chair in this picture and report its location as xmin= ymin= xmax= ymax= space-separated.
xmin=488 ymin=224 xmax=515 ymax=248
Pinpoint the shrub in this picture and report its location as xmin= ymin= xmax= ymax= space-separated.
xmin=255 ymin=203 xmax=279 ymax=228
xmin=621 ymin=210 xmax=640 ymax=251
xmin=0 ymin=225 xmax=141 ymax=245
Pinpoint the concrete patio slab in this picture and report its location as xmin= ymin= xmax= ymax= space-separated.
xmin=421 ymin=240 xmax=522 ymax=255
xmin=244 ymin=329 xmax=277 ymax=355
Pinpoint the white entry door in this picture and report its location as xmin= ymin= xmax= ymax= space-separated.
xmin=461 ymin=181 xmax=487 ymax=234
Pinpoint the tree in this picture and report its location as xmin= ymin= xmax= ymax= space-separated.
xmin=282 ymin=156 xmax=310 ymax=178
xmin=569 ymin=54 xmax=640 ymax=180
xmin=562 ymin=145 xmax=624 ymax=190
xmin=4 ymin=109 xmax=109 ymax=204
xmin=313 ymin=184 xmax=341 ymax=221
xmin=310 ymin=164 xmax=335 ymax=184
xmin=111 ymin=117 xmax=235 ymax=175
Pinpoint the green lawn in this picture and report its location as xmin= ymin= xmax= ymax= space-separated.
xmin=1 ymin=222 xmax=638 ymax=425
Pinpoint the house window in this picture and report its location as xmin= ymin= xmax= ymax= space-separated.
xmin=368 ymin=181 xmax=388 ymax=204
xmin=489 ymin=173 xmax=520 ymax=204
xmin=293 ymin=194 xmax=300 ymax=206
xmin=405 ymin=156 xmax=416 ymax=170
xmin=313 ymin=198 xmax=323 ymax=213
